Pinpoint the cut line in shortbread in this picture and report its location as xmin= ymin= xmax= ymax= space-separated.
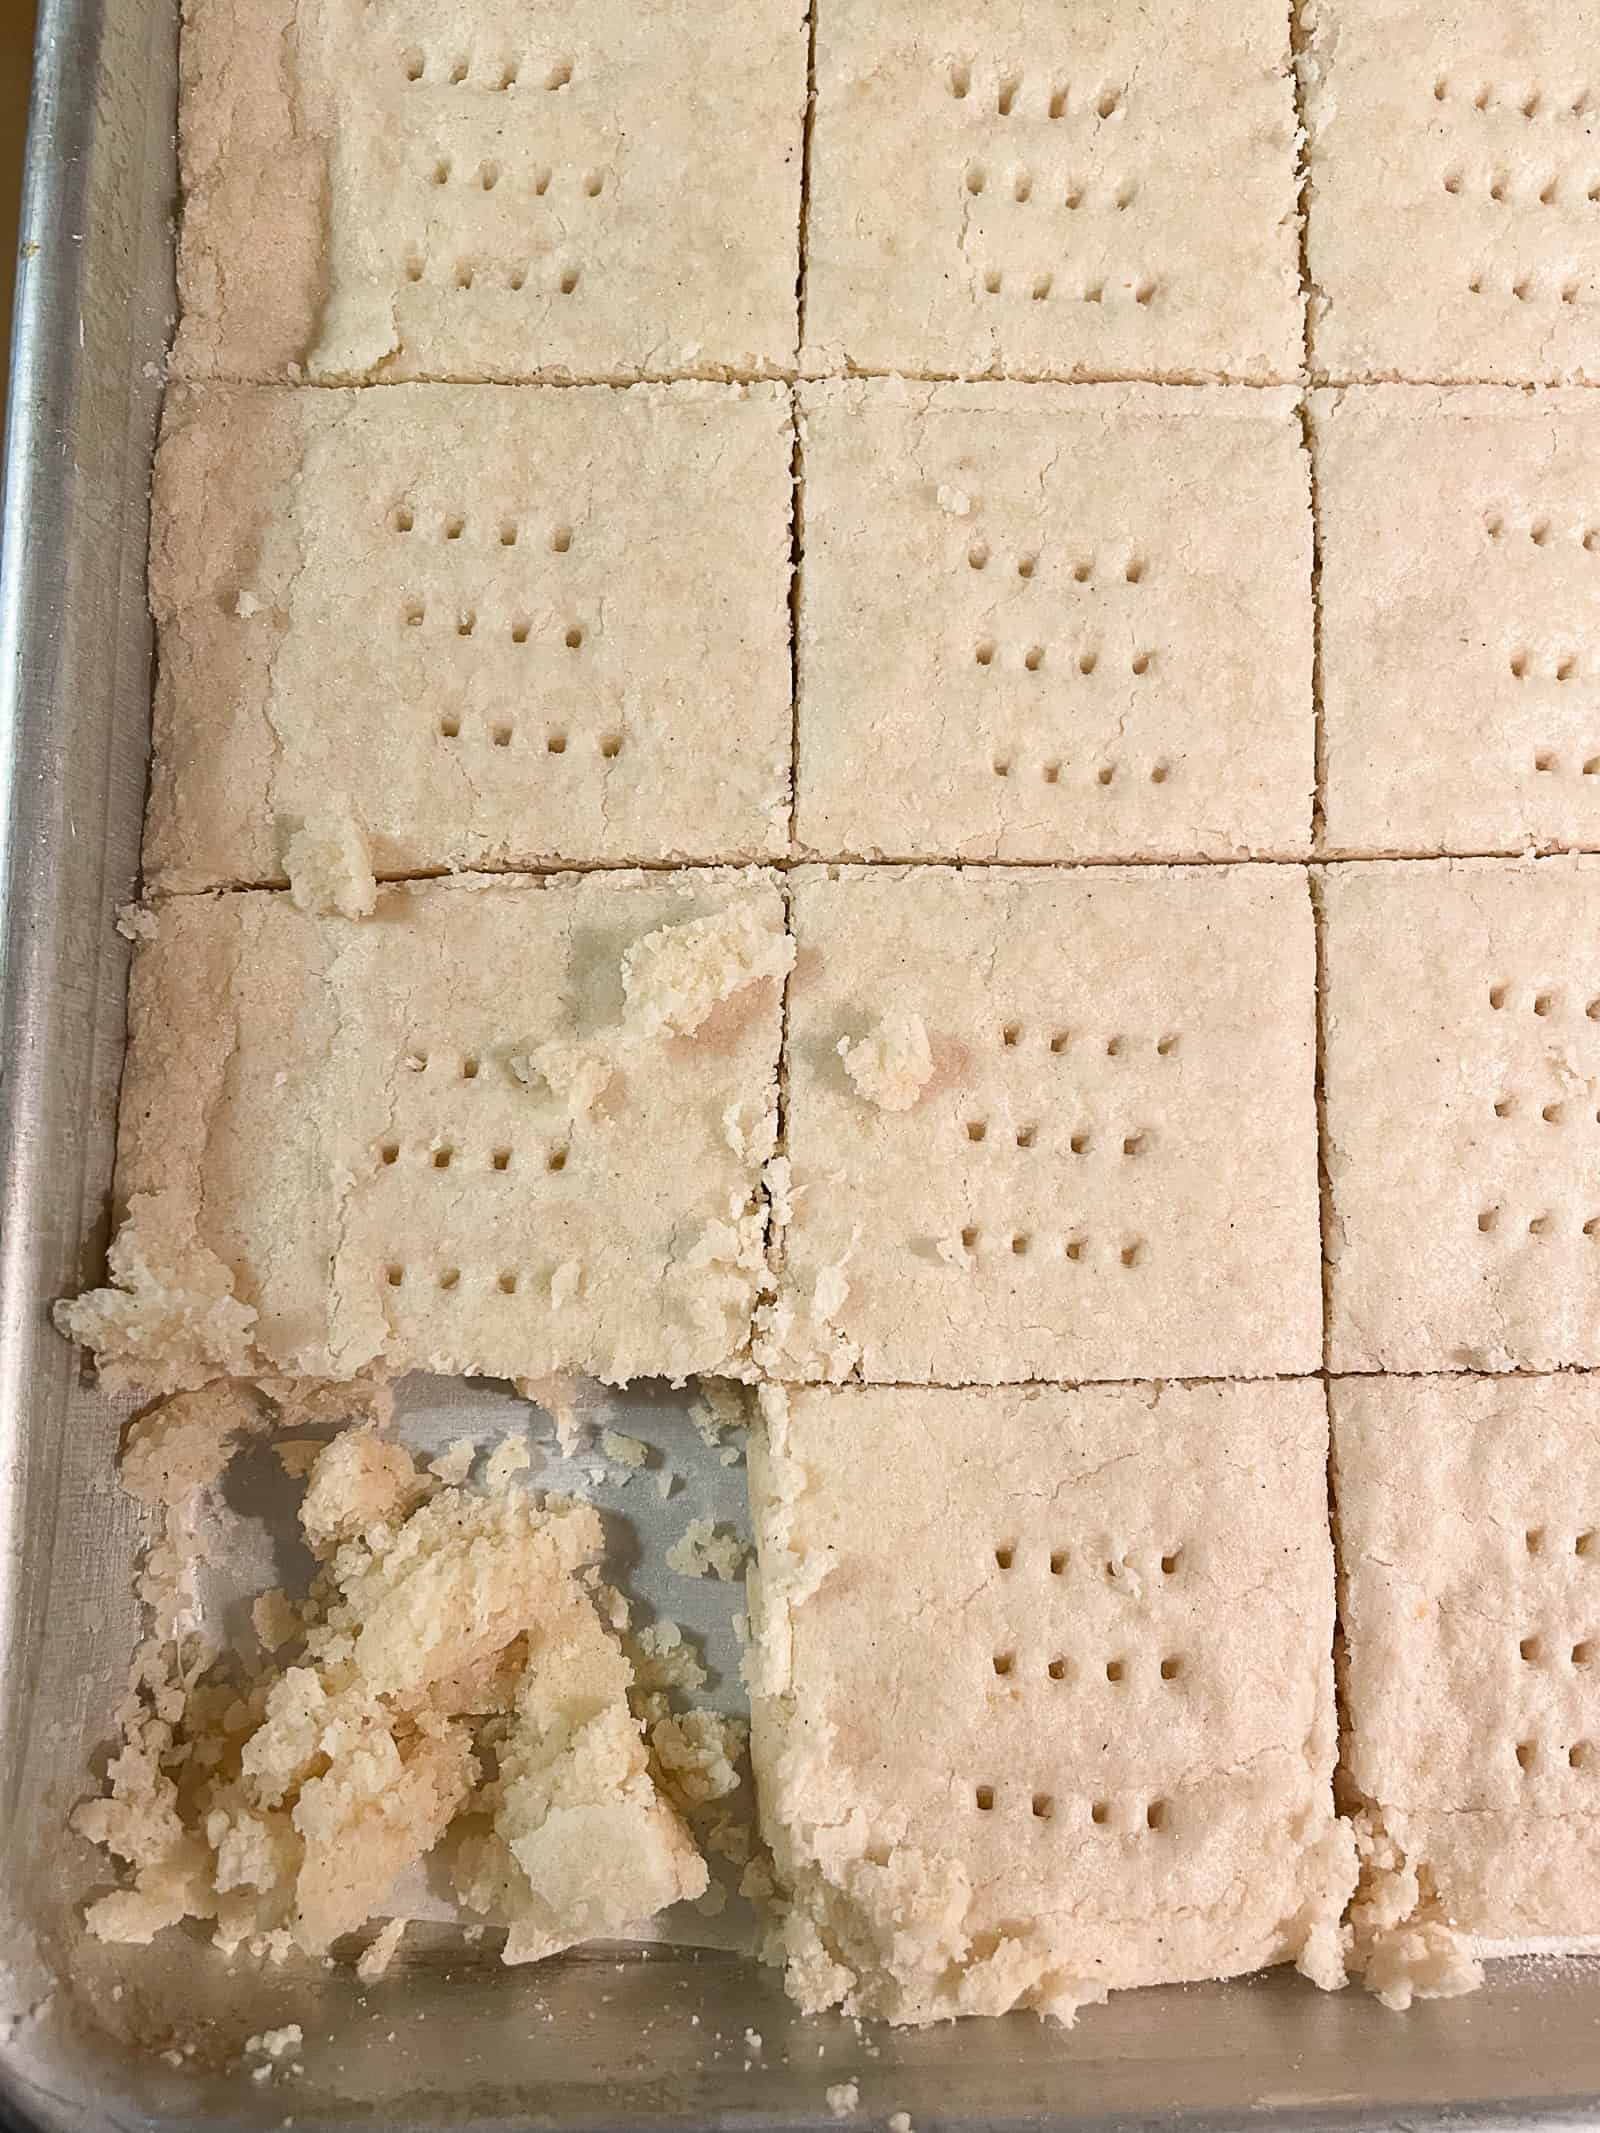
xmin=795 ymin=381 xmax=1312 ymax=862
xmin=1304 ymin=0 xmax=1600 ymax=385
xmin=1313 ymin=388 xmax=1600 ymax=857
xmin=172 ymin=0 xmax=805 ymax=383
xmin=802 ymin=0 xmax=1302 ymax=382
xmin=1331 ymin=1372 xmax=1600 ymax=2002
xmin=747 ymin=1380 xmax=1355 ymax=2024
xmin=57 ymin=873 xmax=788 ymax=1394
xmin=1320 ymin=856 xmax=1600 ymax=1372
xmin=145 ymin=381 xmax=792 ymax=891
xmin=763 ymin=864 xmax=1322 ymax=1384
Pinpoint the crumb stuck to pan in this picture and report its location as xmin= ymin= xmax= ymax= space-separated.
xmin=74 ymin=1409 xmax=710 ymax=1965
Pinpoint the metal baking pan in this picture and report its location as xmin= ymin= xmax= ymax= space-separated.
xmin=4 ymin=0 xmax=1600 ymax=2124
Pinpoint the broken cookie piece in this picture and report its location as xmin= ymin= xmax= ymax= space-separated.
xmin=75 ymin=1430 xmax=706 ymax=1961
xmin=837 ymin=1011 xmax=933 ymax=1113
xmin=747 ymin=1382 xmax=1354 ymax=2024
xmin=58 ymin=871 xmax=786 ymax=1393
xmin=1332 ymin=1372 xmax=1600 ymax=1999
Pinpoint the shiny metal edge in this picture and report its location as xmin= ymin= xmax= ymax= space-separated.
xmin=0 ymin=0 xmax=171 ymax=2120
xmin=2 ymin=1 xmax=1600 ymax=2128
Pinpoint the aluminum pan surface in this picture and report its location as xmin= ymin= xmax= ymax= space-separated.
xmin=2 ymin=0 xmax=1600 ymax=2126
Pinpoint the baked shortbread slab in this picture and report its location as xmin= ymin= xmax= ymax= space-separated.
xmin=65 ymin=873 xmax=787 ymax=1391
xmin=145 ymin=383 xmax=793 ymax=889
xmin=1305 ymin=0 xmax=1600 ymax=384
xmin=749 ymin=1380 xmax=1355 ymax=2023
xmin=1321 ymin=857 xmax=1600 ymax=1372
xmin=767 ymin=865 xmax=1322 ymax=1384
xmin=172 ymin=0 xmax=805 ymax=383
xmin=1332 ymin=1372 xmax=1600 ymax=1952
xmin=803 ymin=0 xmax=1302 ymax=382
xmin=796 ymin=381 xmax=1312 ymax=861
xmin=1314 ymin=389 xmax=1600 ymax=857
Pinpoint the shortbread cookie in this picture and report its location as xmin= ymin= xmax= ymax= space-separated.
xmin=765 ymin=865 xmax=1322 ymax=1383
xmin=1304 ymin=0 xmax=1600 ymax=383
xmin=1321 ymin=857 xmax=1600 ymax=1371
xmin=173 ymin=0 xmax=805 ymax=382
xmin=1314 ymin=389 xmax=1600 ymax=856
xmin=796 ymin=381 xmax=1312 ymax=860
xmin=748 ymin=1380 xmax=1355 ymax=2023
xmin=803 ymin=0 xmax=1302 ymax=381
xmin=1332 ymin=1373 xmax=1600 ymax=1964
xmin=145 ymin=383 xmax=793 ymax=888
xmin=58 ymin=874 xmax=787 ymax=1392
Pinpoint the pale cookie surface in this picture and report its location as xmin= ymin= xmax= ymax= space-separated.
xmin=796 ymin=382 xmax=1312 ymax=861
xmin=145 ymin=383 xmax=792 ymax=888
xmin=748 ymin=1381 xmax=1353 ymax=2023
xmin=767 ymin=866 xmax=1322 ymax=1384
xmin=173 ymin=0 xmax=804 ymax=382
xmin=1321 ymin=857 xmax=1600 ymax=1372
xmin=1332 ymin=1372 xmax=1600 ymax=1946
xmin=1304 ymin=0 xmax=1600 ymax=383
xmin=802 ymin=0 xmax=1302 ymax=382
xmin=1314 ymin=389 xmax=1600 ymax=857
xmin=65 ymin=873 xmax=785 ymax=1391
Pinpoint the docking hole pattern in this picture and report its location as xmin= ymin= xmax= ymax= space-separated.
xmin=940 ymin=59 xmax=1155 ymax=316
xmin=977 ymin=1535 xmax=1188 ymax=1835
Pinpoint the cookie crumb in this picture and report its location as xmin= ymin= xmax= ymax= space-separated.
xmin=665 ymin=1517 xmax=748 ymax=1582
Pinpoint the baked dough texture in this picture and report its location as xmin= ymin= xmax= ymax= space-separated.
xmin=75 ymin=1422 xmax=706 ymax=1959
xmin=145 ymin=382 xmax=792 ymax=888
xmin=795 ymin=382 xmax=1313 ymax=861
xmin=765 ymin=865 xmax=1322 ymax=1383
xmin=802 ymin=0 xmax=1302 ymax=382
xmin=1321 ymin=856 xmax=1600 ymax=1372
xmin=1304 ymin=0 xmax=1600 ymax=384
xmin=172 ymin=0 xmax=805 ymax=383
xmin=1332 ymin=1373 xmax=1600 ymax=1972
xmin=59 ymin=873 xmax=786 ymax=1392
xmin=1314 ymin=388 xmax=1600 ymax=857
xmin=748 ymin=1381 xmax=1356 ymax=2023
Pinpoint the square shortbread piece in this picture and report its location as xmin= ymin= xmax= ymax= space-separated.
xmin=802 ymin=0 xmax=1302 ymax=382
xmin=748 ymin=1381 xmax=1354 ymax=2023
xmin=144 ymin=384 xmax=792 ymax=889
xmin=1305 ymin=0 xmax=1600 ymax=383
xmin=1332 ymin=1372 xmax=1600 ymax=1949
xmin=796 ymin=381 xmax=1312 ymax=861
xmin=172 ymin=0 xmax=804 ymax=382
xmin=766 ymin=866 xmax=1322 ymax=1384
xmin=71 ymin=873 xmax=786 ymax=1390
xmin=1322 ymin=857 xmax=1600 ymax=1372
xmin=1314 ymin=389 xmax=1600 ymax=857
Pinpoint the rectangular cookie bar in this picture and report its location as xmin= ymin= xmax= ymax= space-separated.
xmin=1321 ymin=857 xmax=1600 ymax=1372
xmin=173 ymin=0 xmax=805 ymax=382
xmin=60 ymin=873 xmax=788 ymax=1392
xmin=796 ymin=381 xmax=1312 ymax=861
xmin=145 ymin=383 xmax=793 ymax=890
xmin=748 ymin=1380 xmax=1354 ymax=2023
xmin=803 ymin=0 xmax=1302 ymax=382
xmin=1332 ymin=1373 xmax=1600 ymax=1983
xmin=766 ymin=865 xmax=1322 ymax=1383
xmin=1314 ymin=389 xmax=1600 ymax=857
xmin=1304 ymin=0 xmax=1600 ymax=384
